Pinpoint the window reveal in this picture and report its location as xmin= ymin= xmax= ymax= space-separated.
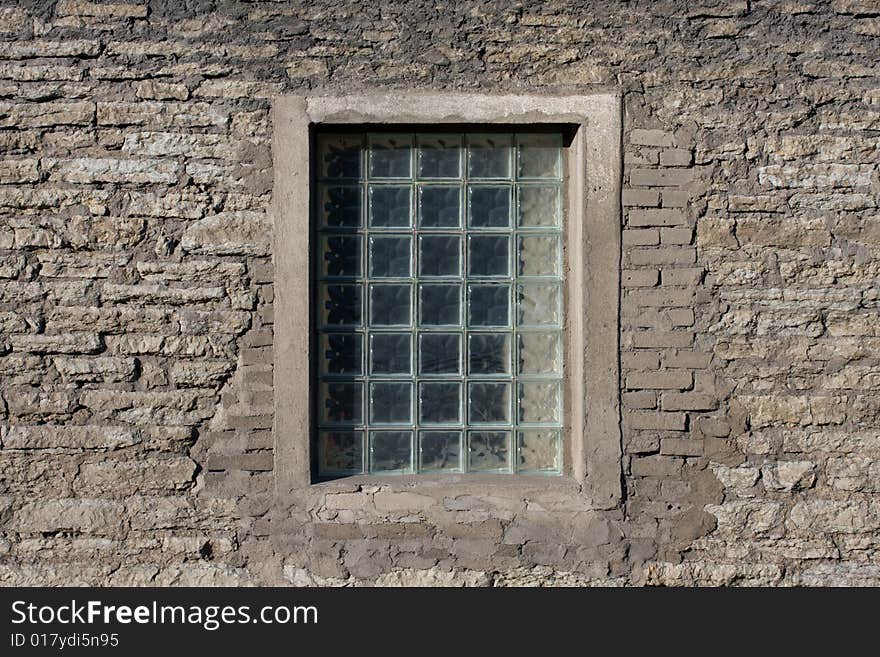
xmin=316 ymin=132 xmax=565 ymax=476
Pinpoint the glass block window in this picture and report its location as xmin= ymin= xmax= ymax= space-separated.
xmin=316 ymin=131 xmax=564 ymax=477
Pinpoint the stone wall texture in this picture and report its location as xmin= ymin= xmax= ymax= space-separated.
xmin=0 ymin=0 xmax=878 ymax=586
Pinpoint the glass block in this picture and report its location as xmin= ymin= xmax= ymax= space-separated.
xmin=468 ymin=334 xmax=510 ymax=375
xmin=517 ymin=430 xmax=560 ymax=473
xmin=321 ymin=382 xmax=363 ymax=425
xmin=370 ymin=382 xmax=412 ymax=424
xmin=419 ymin=431 xmax=462 ymax=472
xmin=419 ymin=333 xmax=460 ymax=374
xmin=370 ymin=431 xmax=413 ymax=473
xmin=468 ymin=235 xmax=509 ymax=277
xmin=468 ymin=186 xmax=511 ymax=228
xmin=419 ymin=382 xmax=461 ymax=424
xmin=468 ymin=382 xmax=510 ymax=424
xmin=370 ymin=333 xmax=411 ymax=375
xmin=517 ymin=134 xmax=562 ymax=179
xmin=518 ymin=332 xmax=561 ymax=375
xmin=321 ymin=235 xmax=360 ymax=278
xmin=468 ymin=431 xmax=511 ymax=472
xmin=518 ymin=235 xmax=558 ymax=276
xmin=369 ymin=185 xmax=411 ymax=227
xmin=419 ymin=235 xmax=461 ymax=277
xmin=419 ymin=284 xmax=461 ymax=326
xmin=518 ymin=382 xmax=560 ymax=423
xmin=518 ymin=186 xmax=559 ymax=228
xmin=318 ymin=430 xmax=363 ymax=475
xmin=321 ymin=284 xmax=361 ymax=326
xmin=468 ymin=284 xmax=510 ymax=327
xmin=369 ymin=134 xmax=412 ymax=178
xmin=369 ymin=235 xmax=411 ymax=277
xmin=468 ymin=134 xmax=512 ymax=179
xmin=517 ymin=284 xmax=559 ymax=326
xmin=322 ymin=333 xmax=362 ymax=375
xmin=321 ymin=185 xmax=361 ymax=228
xmin=418 ymin=134 xmax=462 ymax=179
xmin=419 ymin=186 xmax=460 ymax=227
xmin=319 ymin=134 xmax=362 ymax=179
xmin=369 ymin=284 xmax=411 ymax=326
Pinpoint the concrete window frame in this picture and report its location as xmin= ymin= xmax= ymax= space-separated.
xmin=272 ymin=93 xmax=622 ymax=510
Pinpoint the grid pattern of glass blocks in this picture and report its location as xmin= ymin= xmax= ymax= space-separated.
xmin=316 ymin=131 xmax=564 ymax=477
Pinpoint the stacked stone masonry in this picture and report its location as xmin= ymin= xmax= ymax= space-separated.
xmin=0 ymin=0 xmax=878 ymax=586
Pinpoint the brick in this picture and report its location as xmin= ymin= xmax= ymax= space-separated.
xmin=663 ymin=350 xmax=711 ymax=369
xmin=661 ymin=268 xmax=703 ymax=286
xmin=630 ymin=129 xmax=675 ymax=147
xmin=660 ymin=227 xmax=693 ymax=245
xmin=623 ymin=391 xmax=657 ymax=409
xmin=627 ymin=370 xmax=694 ymax=390
xmin=623 ymin=189 xmax=660 ymax=207
xmin=630 ymin=247 xmax=696 ymax=265
xmin=623 ymin=229 xmax=660 ymax=246
xmin=630 ymin=168 xmax=694 ymax=187
xmin=631 ymin=455 xmax=684 ymax=477
xmin=632 ymin=330 xmax=695 ymax=348
xmin=373 ymin=492 xmax=435 ymax=512
xmin=623 ymin=269 xmax=659 ymax=287
xmin=207 ymin=452 xmax=273 ymax=471
xmin=627 ymin=287 xmax=694 ymax=307
xmin=661 ymin=392 xmax=718 ymax=411
xmin=660 ymin=438 xmax=703 ymax=457
xmin=661 ymin=190 xmax=690 ymax=207
xmin=659 ymin=148 xmax=693 ymax=167
xmin=622 ymin=351 xmax=660 ymax=370
xmin=667 ymin=308 xmax=695 ymax=327
xmin=628 ymin=209 xmax=687 ymax=227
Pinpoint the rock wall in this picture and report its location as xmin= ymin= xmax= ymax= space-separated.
xmin=0 ymin=0 xmax=878 ymax=586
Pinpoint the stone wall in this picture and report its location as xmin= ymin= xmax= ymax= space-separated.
xmin=0 ymin=0 xmax=878 ymax=586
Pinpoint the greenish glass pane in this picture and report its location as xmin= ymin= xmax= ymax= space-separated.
xmin=518 ymin=235 xmax=558 ymax=276
xmin=518 ymin=381 xmax=560 ymax=424
xmin=419 ymin=431 xmax=462 ymax=472
xmin=369 ymin=134 xmax=412 ymax=178
xmin=419 ymin=134 xmax=462 ymax=179
xmin=318 ymin=134 xmax=362 ymax=179
xmin=468 ymin=431 xmax=511 ymax=472
xmin=518 ymin=332 xmax=561 ymax=375
xmin=518 ymin=185 xmax=559 ymax=227
xmin=468 ymin=134 xmax=512 ymax=179
xmin=517 ymin=134 xmax=562 ymax=179
xmin=517 ymin=284 xmax=559 ymax=326
xmin=369 ymin=382 xmax=412 ymax=425
xmin=319 ymin=430 xmax=364 ymax=475
xmin=517 ymin=430 xmax=560 ymax=473
xmin=370 ymin=431 xmax=413 ymax=473
xmin=369 ymin=235 xmax=411 ymax=277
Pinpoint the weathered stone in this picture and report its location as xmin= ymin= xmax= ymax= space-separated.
xmin=53 ymin=357 xmax=137 ymax=383
xmin=101 ymin=283 xmax=225 ymax=305
xmin=44 ymin=158 xmax=179 ymax=184
xmin=180 ymin=212 xmax=272 ymax=256
xmin=1 ymin=425 xmax=140 ymax=450
xmin=10 ymin=333 xmax=102 ymax=354
xmin=761 ymin=461 xmax=816 ymax=491
xmin=171 ymin=360 xmax=235 ymax=387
